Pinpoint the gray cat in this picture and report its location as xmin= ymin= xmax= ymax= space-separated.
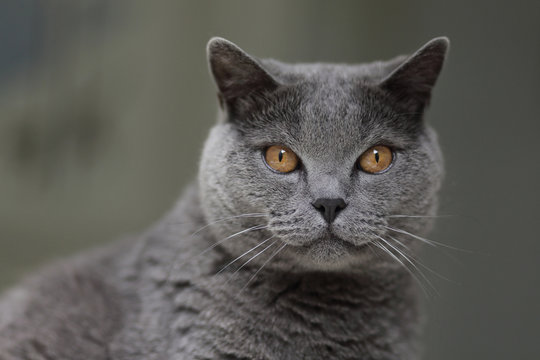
xmin=0 ymin=36 xmax=448 ymax=359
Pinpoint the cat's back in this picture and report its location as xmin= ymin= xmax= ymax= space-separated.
xmin=0 ymin=185 xmax=202 ymax=360
xmin=0 ymin=241 xmax=136 ymax=360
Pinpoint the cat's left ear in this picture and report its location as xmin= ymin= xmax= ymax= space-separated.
xmin=207 ymin=37 xmax=279 ymax=113
xmin=379 ymin=37 xmax=449 ymax=110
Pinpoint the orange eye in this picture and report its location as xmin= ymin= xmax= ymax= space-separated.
xmin=358 ymin=145 xmax=393 ymax=174
xmin=264 ymin=145 xmax=299 ymax=173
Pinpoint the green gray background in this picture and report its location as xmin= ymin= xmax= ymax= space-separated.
xmin=1 ymin=1 xmax=539 ymax=359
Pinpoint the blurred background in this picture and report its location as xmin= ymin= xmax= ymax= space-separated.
xmin=0 ymin=1 xmax=538 ymax=359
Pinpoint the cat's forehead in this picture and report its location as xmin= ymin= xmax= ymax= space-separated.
xmin=241 ymin=78 xmax=420 ymax=163
xmin=296 ymin=83 xmax=375 ymax=147
xmin=296 ymin=84 xmax=405 ymax=160
xmin=260 ymin=59 xmax=401 ymax=84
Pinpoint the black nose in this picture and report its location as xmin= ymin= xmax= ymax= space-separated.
xmin=312 ymin=198 xmax=347 ymax=223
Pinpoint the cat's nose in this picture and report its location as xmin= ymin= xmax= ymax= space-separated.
xmin=312 ymin=198 xmax=347 ymax=224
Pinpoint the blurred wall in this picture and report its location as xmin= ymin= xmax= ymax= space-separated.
xmin=0 ymin=1 xmax=539 ymax=359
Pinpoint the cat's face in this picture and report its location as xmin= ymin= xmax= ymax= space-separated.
xmin=199 ymin=38 xmax=447 ymax=270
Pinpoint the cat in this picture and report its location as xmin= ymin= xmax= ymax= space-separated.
xmin=0 ymin=36 xmax=448 ymax=360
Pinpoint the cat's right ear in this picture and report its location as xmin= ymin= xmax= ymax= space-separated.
xmin=207 ymin=37 xmax=279 ymax=113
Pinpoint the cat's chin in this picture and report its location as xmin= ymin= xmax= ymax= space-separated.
xmin=288 ymin=236 xmax=371 ymax=270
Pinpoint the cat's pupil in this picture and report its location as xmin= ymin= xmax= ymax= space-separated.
xmin=278 ymin=150 xmax=284 ymax=162
xmin=374 ymin=150 xmax=380 ymax=163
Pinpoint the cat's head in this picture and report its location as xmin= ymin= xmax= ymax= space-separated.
xmin=198 ymin=37 xmax=448 ymax=271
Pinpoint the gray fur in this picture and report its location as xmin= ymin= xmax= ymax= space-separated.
xmin=0 ymin=37 xmax=448 ymax=359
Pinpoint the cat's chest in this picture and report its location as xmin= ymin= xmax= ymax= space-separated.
xmin=160 ymin=272 xmax=413 ymax=359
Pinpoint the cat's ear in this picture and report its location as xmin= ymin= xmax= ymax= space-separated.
xmin=207 ymin=37 xmax=279 ymax=111
xmin=379 ymin=37 xmax=449 ymax=110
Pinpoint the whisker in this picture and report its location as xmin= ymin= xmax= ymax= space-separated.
xmin=365 ymin=241 xmax=381 ymax=259
xmin=387 ymin=235 xmax=458 ymax=284
xmin=196 ymin=224 xmax=268 ymax=258
xmin=373 ymin=234 xmax=439 ymax=297
xmin=383 ymin=225 xmax=473 ymax=253
xmin=165 ymin=213 xmax=266 ymax=230
xmin=372 ymin=240 xmax=432 ymax=298
xmin=165 ymin=224 xmax=268 ymax=286
xmin=385 ymin=234 xmax=409 ymax=250
xmin=231 ymin=239 xmax=278 ymax=275
xmin=239 ymin=242 xmax=288 ymax=293
xmin=217 ymin=235 xmax=275 ymax=275
xmin=386 ymin=214 xmax=454 ymax=219
xmin=383 ymin=225 xmax=434 ymax=248
xmin=225 ymin=239 xmax=279 ymax=285
xmin=189 ymin=213 xmax=267 ymax=237
xmin=393 ymin=111 xmax=424 ymax=117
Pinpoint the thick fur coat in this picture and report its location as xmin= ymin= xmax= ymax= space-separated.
xmin=0 ymin=37 xmax=448 ymax=359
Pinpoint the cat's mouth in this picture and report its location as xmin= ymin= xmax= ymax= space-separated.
xmin=282 ymin=225 xmax=372 ymax=249
xmin=286 ymin=231 xmax=372 ymax=266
